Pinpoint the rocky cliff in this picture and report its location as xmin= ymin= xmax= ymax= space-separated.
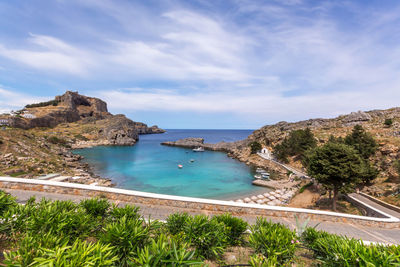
xmin=6 ymin=91 xmax=165 ymax=146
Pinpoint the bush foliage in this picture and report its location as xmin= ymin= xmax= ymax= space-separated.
xmin=25 ymin=99 xmax=60 ymax=108
xmin=2 ymin=193 xmax=399 ymax=266
xmin=274 ymin=128 xmax=317 ymax=162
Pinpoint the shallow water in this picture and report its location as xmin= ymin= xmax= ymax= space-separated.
xmin=73 ymin=129 xmax=270 ymax=199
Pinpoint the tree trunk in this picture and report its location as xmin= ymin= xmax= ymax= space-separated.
xmin=329 ymin=190 xmax=332 ymax=200
xmin=332 ymin=188 xmax=338 ymax=211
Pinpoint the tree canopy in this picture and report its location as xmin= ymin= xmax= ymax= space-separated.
xmin=344 ymin=125 xmax=377 ymax=160
xmin=274 ymin=128 xmax=317 ymax=162
xmin=304 ymin=142 xmax=364 ymax=211
xmin=249 ymin=141 xmax=262 ymax=154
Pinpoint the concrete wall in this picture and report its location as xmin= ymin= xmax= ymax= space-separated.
xmin=0 ymin=177 xmax=399 ymax=229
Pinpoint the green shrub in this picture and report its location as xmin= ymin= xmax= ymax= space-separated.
xmin=75 ymin=134 xmax=89 ymax=141
xmin=109 ymin=204 xmax=141 ymax=221
xmin=0 ymin=190 xmax=17 ymax=216
xmin=250 ymin=141 xmax=262 ymax=154
xmin=249 ymin=218 xmax=298 ymax=265
xmin=25 ymin=100 xmax=60 ymax=108
xmin=100 ymin=216 xmax=150 ymax=266
xmin=274 ymin=128 xmax=317 ymax=162
xmin=21 ymin=199 xmax=95 ymax=239
xmin=249 ymin=254 xmax=279 ymax=267
xmin=384 ymin=118 xmax=393 ymax=127
xmin=47 ymin=136 xmax=68 ymax=146
xmin=303 ymin=228 xmax=400 ymax=266
xmin=298 ymin=181 xmax=313 ymax=194
xmin=4 ymin=233 xmax=69 ymax=266
xmin=133 ymin=234 xmax=202 ymax=266
xmin=212 ymin=213 xmax=248 ymax=246
xmin=80 ymin=198 xmax=110 ymax=217
xmin=6 ymin=235 xmax=117 ymax=266
xmin=184 ymin=215 xmax=227 ymax=259
xmin=166 ymin=212 xmax=191 ymax=235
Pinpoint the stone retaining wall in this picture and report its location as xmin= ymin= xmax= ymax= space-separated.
xmin=0 ymin=177 xmax=399 ymax=229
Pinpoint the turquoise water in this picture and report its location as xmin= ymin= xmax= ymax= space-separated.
xmin=73 ymin=129 xmax=269 ymax=199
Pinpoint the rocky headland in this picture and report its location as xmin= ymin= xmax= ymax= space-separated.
xmin=0 ymin=91 xmax=165 ymax=186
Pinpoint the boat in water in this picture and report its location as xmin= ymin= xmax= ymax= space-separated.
xmin=178 ymin=164 xmax=183 ymax=169
xmin=189 ymin=159 xmax=195 ymax=162
xmin=254 ymin=174 xmax=262 ymax=179
xmin=193 ymin=147 xmax=205 ymax=152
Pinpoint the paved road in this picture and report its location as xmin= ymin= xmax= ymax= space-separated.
xmin=4 ymin=189 xmax=400 ymax=245
xmin=349 ymin=193 xmax=400 ymax=219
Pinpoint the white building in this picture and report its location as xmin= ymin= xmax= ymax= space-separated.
xmin=0 ymin=119 xmax=9 ymax=125
xmin=22 ymin=113 xmax=36 ymax=119
xmin=261 ymin=147 xmax=272 ymax=160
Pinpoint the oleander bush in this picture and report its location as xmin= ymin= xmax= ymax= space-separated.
xmin=108 ymin=203 xmax=141 ymax=221
xmin=166 ymin=212 xmax=191 ymax=235
xmin=249 ymin=218 xmax=298 ymax=265
xmin=0 ymin=190 xmax=17 ymax=216
xmin=133 ymin=234 xmax=202 ymax=266
xmin=99 ymin=216 xmax=150 ymax=266
xmin=302 ymin=227 xmax=400 ymax=266
xmin=3 ymin=196 xmax=400 ymax=266
xmin=212 ymin=213 xmax=248 ymax=246
xmin=80 ymin=197 xmax=110 ymax=217
xmin=184 ymin=214 xmax=228 ymax=259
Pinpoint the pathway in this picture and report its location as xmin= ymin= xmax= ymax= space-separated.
xmin=4 ymin=188 xmax=400 ymax=245
xmin=257 ymin=152 xmax=307 ymax=177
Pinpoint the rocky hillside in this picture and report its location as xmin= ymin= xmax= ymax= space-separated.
xmin=0 ymin=91 xmax=164 ymax=181
xmin=247 ymin=108 xmax=400 ymax=200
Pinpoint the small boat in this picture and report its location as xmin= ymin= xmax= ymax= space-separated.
xmin=261 ymin=172 xmax=270 ymax=176
xmin=256 ymin=168 xmax=265 ymax=173
xmin=178 ymin=164 xmax=183 ymax=169
xmin=193 ymin=147 xmax=204 ymax=152
xmin=261 ymin=174 xmax=270 ymax=180
xmin=254 ymin=174 xmax=262 ymax=179
xmin=190 ymin=159 xmax=195 ymax=162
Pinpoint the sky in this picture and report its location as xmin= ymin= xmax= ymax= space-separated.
xmin=1 ymin=0 xmax=400 ymax=129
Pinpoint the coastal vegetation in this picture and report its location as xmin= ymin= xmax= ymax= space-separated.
xmin=303 ymin=125 xmax=379 ymax=210
xmin=25 ymin=99 xmax=60 ymax=108
xmin=384 ymin=118 xmax=393 ymax=127
xmin=249 ymin=141 xmax=262 ymax=154
xmin=1 ymin=191 xmax=399 ymax=266
xmin=273 ymin=128 xmax=317 ymax=163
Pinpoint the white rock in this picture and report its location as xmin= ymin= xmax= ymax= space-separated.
xmin=256 ymin=199 xmax=264 ymax=204
xmin=267 ymin=201 xmax=276 ymax=206
xmin=236 ymin=199 xmax=244 ymax=203
xmin=251 ymin=196 xmax=258 ymax=201
xmin=244 ymin=197 xmax=251 ymax=203
xmin=257 ymin=194 xmax=265 ymax=199
xmin=263 ymin=192 xmax=270 ymax=197
xmin=276 ymin=190 xmax=282 ymax=194
xmin=268 ymin=196 xmax=276 ymax=201
xmin=270 ymin=191 xmax=277 ymax=196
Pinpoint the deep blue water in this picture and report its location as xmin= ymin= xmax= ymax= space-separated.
xmin=73 ymin=129 xmax=269 ymax=199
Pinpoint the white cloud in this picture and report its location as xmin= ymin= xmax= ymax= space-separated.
xmin=0 ymin=34 xmax=93 ymax=76
xmin=0 ymin=88 xmax=49 ymax=113
xmin=2 ymin=1 xmax=400 ymax=127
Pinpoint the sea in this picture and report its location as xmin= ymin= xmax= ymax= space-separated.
xmin=73 ymin=129 xmax=271 ymax=200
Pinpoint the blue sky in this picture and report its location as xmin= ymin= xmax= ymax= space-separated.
xmin=1 ymin=0 xmax=400 ymax=129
